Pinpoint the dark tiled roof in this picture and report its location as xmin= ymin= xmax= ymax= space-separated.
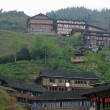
xmin=84 ymin=30 xmax=109 ymax=34
xmin=82 ymin=83 xmax=110 ymax=96
xmin=0 ymin=76 xmax=45 ymax=92
xmin=86 ymin=24 xmax=107 ymax=31
xmin=84 ymin=33 xmax=110 ymax=37
xmin=34 ymin=89 xmax=89 ymax=101
xmin=57 ymin=19 xmax=86 ymax=23
xmin=28 ymin=13 xmax=53 ymax=20
xmin=39 ymin=70 xmax=99 ymax=79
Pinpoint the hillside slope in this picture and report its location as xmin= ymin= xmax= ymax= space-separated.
xmin=0 ymin=30 xmax=31 ymax=56
xmin=46 ymin=7 xmax=110 ymax=30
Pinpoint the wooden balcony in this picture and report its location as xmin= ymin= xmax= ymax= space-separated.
xmin=71 ymin=57 xmax=85 ymax=63
xmin=43 ymin=83 xmax=94 ymax=89
xmin=71 ymin=84 xmax=94 ymax=88
xmin=29 ymin=21 xmax=53 ymax=25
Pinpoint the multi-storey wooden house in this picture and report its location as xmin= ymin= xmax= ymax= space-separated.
xmin=35 ymin=70 xmax=100 ymax=91
xmin=83 ymin=83 xmax=110 ymax=110
xmin=83 ymin=30 xmax=110 ymax=50
xmin=31 ymin=90 xmax=95 ymax=110
xmin=0 ymin=76 xmax=45 ymax=109
xmin=71 ymin=47 xmax=87 ymax=64
xmin=27 ymin=13 xmax=55 ymax=35
xmin=56 ymin=19 xmax=86 ymax=36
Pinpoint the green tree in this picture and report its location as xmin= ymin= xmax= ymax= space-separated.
xmin=68 ymin=35 xmax=83 ymax=47
xmin=10 ymin=37 xmax=21 ymax=62
xmin=83 ymin=51 xmax=103 ymax=72
xmin=31 ymin=34 xmax=61 ymax=63
xmin=0 ymin=86 xmax=23 ymax=110
xmin=62 ymin=44 xmax=76 ymax=61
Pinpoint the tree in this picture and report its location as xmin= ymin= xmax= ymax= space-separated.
xmin=62 ymin=44 xmax=76 ymax=61
xmin=68 ymin=35 xmax=83 ymax=47
xmin=83 ymin=51 xmax=103 ymax=72
xmin=0 ymin=86 xmax=23 ymax=110
xmin=17 ymin=46 xmax=31 ymax=61
xmin=31 ymin=34 xmax=61 ymax=63
xmin=10 ymin=37 xmax=21 ymax=62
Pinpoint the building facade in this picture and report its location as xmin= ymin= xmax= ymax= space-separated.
xmin=0 ymin=69 xmax=101 ymax=110
xmin=83 ymin=30 xmax=110 ymax=50
xmin=0 ymin=76 xmax=45 ymax=109
xmin=83 ymin=83 xmax=110 ymax=110
xmin=35 ymin=70 xmax=100 ymax=91
xmin=27 ymin=13 xmax=55 ymax=35
xmin=31 ymin=90 xmax=94 ymax=110
xmin=56 ymin=19 xmax=86 ymax=36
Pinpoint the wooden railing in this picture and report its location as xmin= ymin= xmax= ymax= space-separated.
xmin=43 ymin=83 xmax=94 ymax=88
xmin=71 ymin=57 xmax=85 ymax=63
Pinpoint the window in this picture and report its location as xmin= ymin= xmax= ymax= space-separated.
xmin=55 ymin=87 xmax=57 ymax=91
xmin=62 ymin=88 xmax=64 ymax=91
xmin=59 ymin=79 xmax=62 ymax=83
xmin=59 ymin=88 xmax=61 ymax=91
xmin=84 ymin=81 xmax=87 ymax=84
xmin=52 ymin=87 xmax=54 ymax=91
xmin=75 ymin=80 xmax=78 ymax=84
xmin=65 ymin=80 xmax=70 ymax=83
xmin=49 ymin=79 xmax=55 ymax=83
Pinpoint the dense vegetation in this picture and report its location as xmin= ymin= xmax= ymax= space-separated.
xmin=0 ymin=7 xmax=110 ymax=32
xmin=0 ymin=31 xmax=110 ymax=82
xmin=0 ymin=32 xmax=81 ymax=82
xmin=0 ymin=7 xmax=110 ymax=82
xmin=0 ymin=10 xmax=28 ymax=32
xmin=46 ymin=7 xmax=110 ymax=31
xmin=0 ymin=86 xmax=23 ymax=110
xmin=1 ymin=7 xmax=110 ymax=109
xmin=0 ymin=30 xmax=31 ymax=57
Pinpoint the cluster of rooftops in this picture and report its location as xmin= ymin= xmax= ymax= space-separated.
xmin=27 ymin=13 xmax=110 ymax=51
xmin=0 ymin=70 xmax=110 ymax=108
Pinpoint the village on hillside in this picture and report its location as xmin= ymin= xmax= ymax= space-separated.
xmin=0 ymin=13 xmax=110 ymax=110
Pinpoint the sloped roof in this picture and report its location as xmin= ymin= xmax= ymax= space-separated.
xmin=0 ymin=75 xmax=45 ymax=92
xmin=34 ymin=89 xmax=89 ymax=101
xmin=86 ymin=24 xmax=107 ymax=31
xmin=82 ymin=83 xmax=110 ymax=97
xmin=38 ymin=70 xmax=99 ymax=80
xmin=28 ymin=13 xmax=53 ymax=20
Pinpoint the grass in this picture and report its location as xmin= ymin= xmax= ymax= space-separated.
xmin=0 ymin=30 xmax=31 ymax=56
xmin=0 ymin=60 xmax=49 ymax=82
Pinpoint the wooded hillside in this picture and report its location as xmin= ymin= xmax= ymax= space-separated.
xmin=0 ymin=10 xmax=28 ymax=32
xmin=46 ymin=7 xmax=110 ymax=31
xmin=0 ymin=7 xmax=110 ymax=32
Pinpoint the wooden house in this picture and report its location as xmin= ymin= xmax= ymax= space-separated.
xmin=0 ymin=76 xmax=45 ymax=109
xmin=71 ymin=47 xmax=87 ymax=63
xmin=27 ymin=13 xmax=55 ymax=35
xmin=83 ymin=83 xmax=110 ymax=110
xmin=56 ymin=19 xmax=86 ymax=36
xmin=83 ymin=30 xmax=110 ymax=50
xmin=35 ymin=70 xmax=100 ymax=91
xmin=31 ymin=90 xmax=95 ymax=110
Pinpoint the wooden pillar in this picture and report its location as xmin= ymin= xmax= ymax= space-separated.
xmin=102 ymin=98 xmax=105 ymax=110
xmin=96 ymin=97 xmax=100 ymax=110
